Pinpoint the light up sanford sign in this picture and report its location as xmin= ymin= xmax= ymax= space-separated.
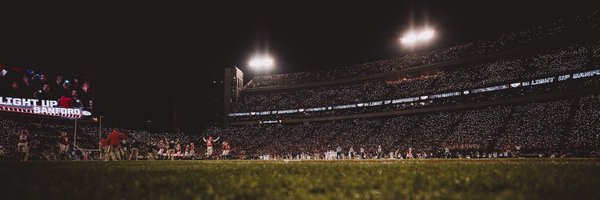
xmin=0 ymin=96 xmax=90 ymax=118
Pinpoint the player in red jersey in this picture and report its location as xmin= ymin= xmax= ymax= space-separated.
xmin=202 ymin=136 xmax=220 ymax=158
xmin=106 ymin=129 xmax=124 ymax=161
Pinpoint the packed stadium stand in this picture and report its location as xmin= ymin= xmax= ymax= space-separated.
xmin=220 ymin=10 xmax=600 ymax=158
xmin=233 ymin=41 xmax=599 ymax=114
xmin=1 ymin=10 xmax=599 ymax=160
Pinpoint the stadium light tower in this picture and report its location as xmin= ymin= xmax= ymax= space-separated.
xmin=248 ymin=54 xmax=275 ymax=71
xmin=400 ymin=28 xmax=435 ymax=46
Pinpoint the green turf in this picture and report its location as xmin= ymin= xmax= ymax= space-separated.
xmin=1 ymin=159 xmax=599 ymax=200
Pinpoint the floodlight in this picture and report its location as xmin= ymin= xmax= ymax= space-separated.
xmin=400 ymin=28 xmax=435 ymax=45
xmin=417 ymin=29 xmax=434 ymax=41
xmin=248 ymin=55 xmax=275 ymax=70
xmin=400 ymin=33 xmax=418 ymax=44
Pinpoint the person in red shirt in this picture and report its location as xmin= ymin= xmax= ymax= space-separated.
xmin=202 ymin=136 xmax=219 ymax=158
xmin=106 ymin=129 xmax=123 ymax=161
xmin=58 ymin=95 xmax=73 ymax=108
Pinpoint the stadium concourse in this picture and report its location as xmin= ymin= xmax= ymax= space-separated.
xmin=1 ymin=11 xmax=600 ymax=161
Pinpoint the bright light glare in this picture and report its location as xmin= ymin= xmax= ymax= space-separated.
xmin=400 ymin=33 xmax=418 ymax=44
xmin=400 ymin=28 xmax=435 ymax=45
xmin=417 ymin=29 xmax=434 ymax=40
xmin=248 ymin=55 xmax=275 ymax=69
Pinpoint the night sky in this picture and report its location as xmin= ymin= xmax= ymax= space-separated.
xmin=0 ymin=1 xmax=596 ymax=132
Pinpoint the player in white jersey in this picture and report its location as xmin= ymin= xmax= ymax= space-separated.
xmin=17 ymin=129 xmax=29 ymax=161
xmin=221 ymin=140 xmax=231 ymax=159
xmin=359 ymin=146 xmax=366 ymax=159
xmin=348 ymin=146 xmax=355 ymax=159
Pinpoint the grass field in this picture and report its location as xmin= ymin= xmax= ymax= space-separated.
xmin=1 ymin=159 xmax=600 ymax=200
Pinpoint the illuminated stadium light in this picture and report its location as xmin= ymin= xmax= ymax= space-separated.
xmin=417 ymin=29 xmax=434 ymax=40
xmin=400 ymin=28 xmax=435 ymax=45
xmin=248 ymin=55 xmax=275 ymax=70
xmin=400 ymin=33 xmax=418 ymax=44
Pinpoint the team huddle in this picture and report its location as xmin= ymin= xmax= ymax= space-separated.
xmin=98 ymin=129 xmax=231 ymax=161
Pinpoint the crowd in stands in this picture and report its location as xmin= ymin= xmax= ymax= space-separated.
xmin=1 ymin=91 xmax=598 ymax=161
xmin=567 ymin=94 xmax=600 ymax=154
xmin=245 ymin=10 xmax=599 ymax=89
xmin=211 ymin=95 xmax=600 ymax=159
xmin=234 ymin=41 xmax=600 ymax=113
xmin=498 ymin=100 xmax=571 ymax=152
xmin=231 ymin=73 xmax=600 ymax=122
